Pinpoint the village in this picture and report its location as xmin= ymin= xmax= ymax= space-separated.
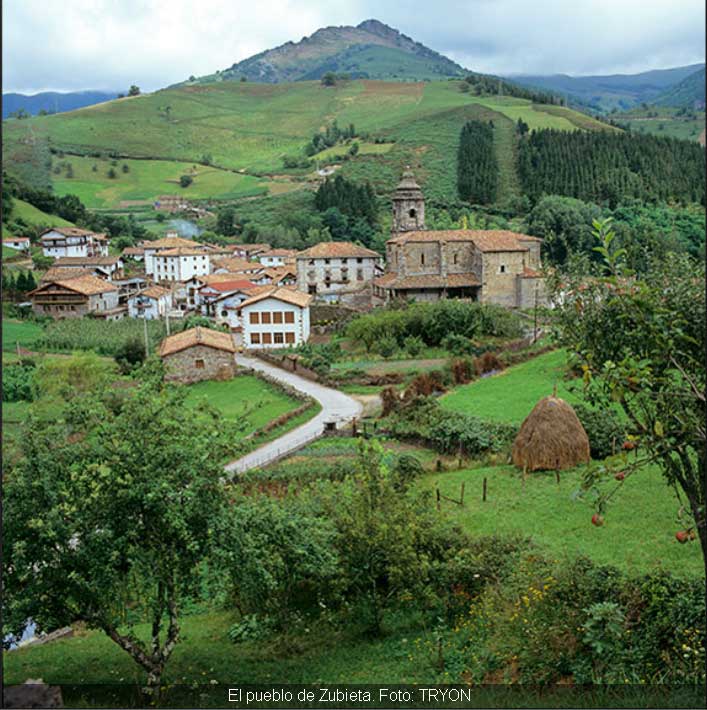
xmin=2 ymin=6 xmax=705 ymax=707
xmin=19 ymin=171 xmax=548 ymax=382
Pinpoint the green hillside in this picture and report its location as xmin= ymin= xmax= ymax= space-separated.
xmin=3 ymin=80 xmax=614 ymax=210
xmin=7 ymin=198 xmax=75 ymax=228
xmin=192 ymin=19 xmax=465 ymax=84
xmin=655 ymin=67 xmax=706 ymax=107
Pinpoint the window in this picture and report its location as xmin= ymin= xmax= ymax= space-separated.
xmin=409 ymin=208 xmax=416 ymax=218
xmin=262 ymin=332 xmax=272 ymax=345
xmin=357 ymin=257 xmax=363 ymax=264
xmin=249 ymin=312 xmax=260 ymax=324
xmin=420 ymin=253 xmax=425 ymax=266
xmin=221 ymin=310 xmax=228 ymax=317
xmin=285 ymin=332 xmax=295 ymax=344
xmin=274 ymin=332 xmax=284 ymax=344
xmin=273 ymin=311 xmax=283 ymax=324
xmin=499 ymin=264 xmax=506 ymax=274
xmin=251 ymin=333 xmax=261 ymax=344
xmin=261 ymin=311 xmax=271 ymax=324
xmin=195 ymin=359 xmax=205 ymax=369
xmin=324 ymin=258 xmax=330 ymax=265
xmin=284 ymin=311 xmax=295 ymax=324
xmin=357 ymin=269 xmax=364 ymax=281
xmin=453 ymin=253 xmax=458 ymax=265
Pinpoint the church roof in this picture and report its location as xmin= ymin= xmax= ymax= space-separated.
xmin=387 ymin=229 xmax=540 ymax=252
xmin=374 ymin=272 xmax=481 ymax=290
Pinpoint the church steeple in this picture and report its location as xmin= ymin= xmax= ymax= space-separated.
xmin=392 ymin=168 xmax=425 ymax=233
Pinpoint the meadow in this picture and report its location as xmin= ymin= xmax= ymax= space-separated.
xmin=4 ymin=80 xmax=615 ymax=210
xmin=2 ymin=318 xmax=44 ymax=351
xmin=7 ymin=198 xmax=75 ymax=228
xmin=51 ymin=155 xmax=269 ymax=208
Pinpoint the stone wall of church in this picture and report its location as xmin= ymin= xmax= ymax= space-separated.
xmin=479 ymin=251 xmax=527 ymax=307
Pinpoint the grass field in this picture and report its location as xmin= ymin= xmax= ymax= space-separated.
xmin=183 ymin=374 xmax=302 ymax=436
xmin=8 ymin=198 xmax=75 ymax=228
xmin=2 ymin=319 xmax=44 ymax=352
xmin=427 ymin=463 xmax=702 ymax=577
xmin=52 ymin=156 xmax=270 ymax=207
xmin=312 ymin=141 xmax=394 ymax=162
xmin=440 ymin=349 xmax=579 ymax=424
xmin=4 ymin=80 xmax=614 ymax=208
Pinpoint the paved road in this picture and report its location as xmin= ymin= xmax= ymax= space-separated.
xmin=224 ymin=354 xmax=363 ymax=475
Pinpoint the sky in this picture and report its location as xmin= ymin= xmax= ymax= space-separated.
xmin=3 ymin=0 xmax=705 ymax=94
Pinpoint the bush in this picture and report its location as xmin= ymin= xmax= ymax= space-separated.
xmin=376 ymin=335 xmax=398 ymax=359
xmin=474 ymin=351 xmax=503 ymax=375
xmin=450 ymin=357 xmax=476 ymax=384
xmin=228 ymin=615 xmax=274 ymax=644
xmin=2 ymin=363 xmax=35 ymax=402
xmin=403 ymin=335 xmax=424 ymax=357
xmin=114 ymin=336 xmax=146 ymax=374
xmin=574 ymin=404 xmax=625 ymax=459
xmin=179 ymin=174 xmax=193 ymax=188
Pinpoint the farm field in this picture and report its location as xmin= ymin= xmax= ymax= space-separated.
xmin=183 ymin=374 xmax=303 ymax=435
xmin=2 ymin=318 xmax=43 ymax=352
xmin=440 ymin=349 xmax=579 ymax=424
xmin=312 ymin=141 xmax=394 ymax=162
xmin=3 ymin=80 xmax=615 ymax=209
xmin=52 ymin=155 xmax=269 ymax=208
xmin=427 ymin=463 xmax=702 ymax=576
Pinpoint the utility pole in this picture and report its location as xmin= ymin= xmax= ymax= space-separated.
xmin=143 ymin=315 xmax=149 ymax=357
xmin=166 ymin=311 xmax=171 ymax=336
xmin=533 ymin=284 xmax=539 ymax=343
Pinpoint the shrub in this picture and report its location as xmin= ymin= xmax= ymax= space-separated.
xmin=179 ymin=174 xmax=193 ymax=188
xmin=228 ymin=615 xmax=275 ymax=644
xmin=574 ymin=403 xmax=625 ymax=459
xmin=403 ymin=335 xmax=424 ymax=357
xmin=474 ymin=351 xmax=503 ymax=375
xmin=380 ymin=385 xmax=400 ymax=417
xmin=404 ymin=371 xmax=447 ymax=398
xmin=441 ymin=333 xmax=476 ymax=356
xmin=114 ymin=336 xmax=146 ymax=374
xmin=2 ymin=363 xmax=35 ymax=402
xmin=376 ymin=335 xmax=398 ymax=359
xmin=451 ymin=357 xmax=476 ymax=384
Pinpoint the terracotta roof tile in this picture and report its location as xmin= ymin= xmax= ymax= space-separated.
xmin=159 ymin=326 xmax=236 ymax=357
xmin=145 ymin=236 xmax=202 ymax=250
xmin=54 ymin=256 xmax=122 ymax=266
xmin=139 ymin=286 xmax=172 ymax=299
xmin=200 ymin=280 xmax=256 ymax=293
xmin=31 ymin=274 xmax=118 ymax=296
xmin=296 ymin=241 xmax=381 ymax=259
xmin=39 ymin=227 xmax=101 ymax=239
xmin=212 ymin=256 xmax=261 ymax=272
xmin=387 ymin=229 xmax=540 ymax=252
xmin=238 ymin=286 xmax=313 ymax=310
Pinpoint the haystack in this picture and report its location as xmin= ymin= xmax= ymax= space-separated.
xmin=512 ymin=395 xmax=590 ymax=471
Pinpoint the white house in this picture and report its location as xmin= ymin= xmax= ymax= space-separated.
xmin=199 ymin=279 xmax=257 ymax=318
xmin=143 ymin=236 xmax=205 ymax=276
xmin=296 ymin=242 xmax=382 ymax=298
xmin=127 ymin=285 xmax=174 ymax=319
xmin=257 ymin=248 xmax=297 ymax=267
xmin=40 ymin=228 xmax=109 ymax=258
xmin=201 ymin=282 xmax=262 ymax=330
xmin=238 ymin=287 xmax=312 ymax=350
xmin=3 ymin=236 xmax=30 ymax=252
xmin=153 ymin=247 xmax=211 ymax=282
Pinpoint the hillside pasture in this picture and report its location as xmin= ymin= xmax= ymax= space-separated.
xmin=51 ymin=155 xmax=269 ymax=207
xmin=8 ymin=198 xmax=75 ymax=228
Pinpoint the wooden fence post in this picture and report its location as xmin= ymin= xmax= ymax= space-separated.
xmin=436 ymin=488 xmax=441 ymax=511
xmin=482 ymin=477 xmax=487 ymax=502
xmin=460 ymin=482 xmax=465 ymax=507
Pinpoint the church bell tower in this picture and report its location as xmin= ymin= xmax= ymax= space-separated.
xmin=392 ymin=168 xmax=425 ymax=233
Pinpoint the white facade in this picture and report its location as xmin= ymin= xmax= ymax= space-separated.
xmin=41 ymin=229 xmax=107 ymax=258
xmin=257 ymin=250 xmax=296 ymax=267
xmin=3 ymin=237 xmax=30 ymax=251
xmin=153 ymin=250 xmax=210 ymax=282
xmin=210 ymin=291 xmax=254 ymax=330
xmin=239 ymin=296 xmax=310 ymax=350
xmin=296 ymin=255 xmax=381 ymax=295
xmin=127 ymin=289 xmax=173 ymax=319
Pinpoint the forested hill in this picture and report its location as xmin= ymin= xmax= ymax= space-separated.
xmin=655 ymin=67 xmax=706 ymax=108
xmin=181 ymin=19 xmax=467 ymax=84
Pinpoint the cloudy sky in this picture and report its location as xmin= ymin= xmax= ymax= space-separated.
xmin=3 ymin=0 xmax=705 ymax=94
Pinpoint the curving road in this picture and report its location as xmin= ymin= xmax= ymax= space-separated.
xmin=224 ymin=354 xmax=362 ymax=475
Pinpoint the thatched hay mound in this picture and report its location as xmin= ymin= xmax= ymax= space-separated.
xmin=512 ymin=396 xmax=590 ymax=471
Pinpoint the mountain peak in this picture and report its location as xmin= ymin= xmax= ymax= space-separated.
xmin=190 ymin=20 xmax=466 ymax=85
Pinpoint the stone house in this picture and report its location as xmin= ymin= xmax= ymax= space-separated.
xmin=40 ymin=228 xmax=109 ymax=258
xmin=159 ymin=327 xmax=237 ymax=383
xmin=127 ymin=285 xmax=174 ymax=319
xmin=238 ymin=287 xmax=312 ymax=350
xmin=28 ymin=275 xmax=121 ymax=319
xmin=295 ymin=242 xmax=382 ymax=299
xmin=373 ymin=170 xmax=546 ymax=308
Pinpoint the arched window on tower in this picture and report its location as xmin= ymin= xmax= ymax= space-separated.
xmin=409 ymin=208 xmax=417 ymax=218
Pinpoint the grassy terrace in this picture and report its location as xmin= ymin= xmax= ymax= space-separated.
xmin=440 ymin=349 xmax=579 ymax=424
xmin=2 ymin=319 xmax=44 ymax=352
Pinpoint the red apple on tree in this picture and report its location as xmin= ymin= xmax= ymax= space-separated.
xmin=614 ymin=471 xmax=625 ymax=481
xmin=591 ymin=513 xmax=604 ymax=527
xmin=675 ymin=531 xmax=689 ymax=544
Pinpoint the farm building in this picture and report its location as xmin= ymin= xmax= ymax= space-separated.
xmin=127 ymin=285 xmax=174 ymax=319
xmin=3 ymin=236 xmax=30 ymax=252
xmin=159 ymin=326 xmax=237 ymax=383
xmin=374 ymin=170 xmax=547 ymax=308
xmin=295 ymin=242 xmax=382 ymax=301
xmin=28 ymin=275 xmax=121 ymax=319
xmin=39 ymin=228 xmax=108 ymax=259
xmin=238 ymin=287 xmax=312 ymax=349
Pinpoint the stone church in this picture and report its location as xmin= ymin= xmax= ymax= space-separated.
xmin=373 ymin=170 xmax=547 ymax=308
